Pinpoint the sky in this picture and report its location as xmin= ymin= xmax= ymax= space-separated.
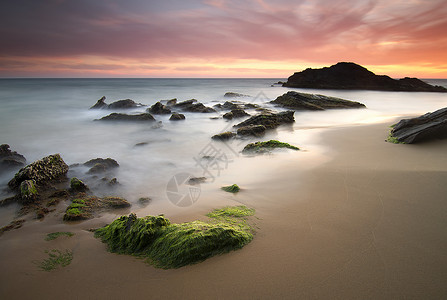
xmin=0 ymin=0 xmax=446 ymax=78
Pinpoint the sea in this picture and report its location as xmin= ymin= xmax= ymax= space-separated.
xmin=1 ymin=78 xmax=446 ymax=221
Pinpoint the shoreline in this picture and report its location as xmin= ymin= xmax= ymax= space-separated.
xmin=1 ymin=121 xmax=446 ymax=299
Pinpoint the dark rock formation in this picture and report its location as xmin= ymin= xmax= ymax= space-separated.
xmin=107 ymin=99 xmax=141 ymax=109
xmin=165 ymin=98 xmax=177 ymax=106
xmin=223 ymin=109 xmax=250 ymax=120
xmin=212 ymin=132 xmax=236 ymax=141
xmin=242 ymin=140 xmax=300 ymax=154
xmin=187 ymin=177 xmax=207 ymax=185
xmin=8 ymin=154 xmax=69 ymax=190
xmin=271 ymin=91 xmax=366 ymax=110
xmin=0 ymin=144 xmax=26 ymax=172
xmin=389 ymin=107 xmax=447 ymax=143
xmin=90 ymin=96 xmax=108 ymax=109
xmin=19 ymin=179 xmax=38 ymax=204
xmin=283 ymin=62 xmax=447 ymax=92
xmin=148 ymin=102 xmax=171 ymax=114
xmin=69 ymin=177 xmax=89 ymax=193
xmin=234 ymin=111 xmax=295 ymax=130
xmin=169 ymin=113 xmax=186 ymax=121
xmin=84 ymin=158 xmax=119 ymax=174
xmin=90 ymin=97 xmax=143 ymax=110
xmin=98 ymin=113 xmax=155 ymax=122
xmin=224 ymin=92 xmax=250 ymax=98
xmin=237 ymin=125 xmax=266 ymax=137
xmin=174 ymin=99 xmax=216 ymax=113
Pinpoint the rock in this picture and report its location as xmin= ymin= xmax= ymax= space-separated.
xmin=0 ymin=144 xmax=26 ymax=172
xmin=0 ymin=219 xmax=25 ymax=236
xmin=70 ymin=177 xmax=89 ymax=193
xmin=98 ymin=113 xmax=155 ymax=121
xmin=242 ymin=140 xmax=300 ymax=154
xmin=169 ymin=113 xmax=186 ymax=121
xmin=148 ymin=102 xmax=171 ymax=114
xmin=237 ymin=125 xmax=266 ymax=137
xmin=19 ymin=179 xmax=38 ymax=204
xmin=108 ymin=178 xmax=119 ymax=186
xmin=63 ymin=195 xmax=130 ymax=221
xmin=90 ymin=96 xmax=108 ymax=109
xmin=234 ymin=111 xmax=295 ymax=130
xmin=283 ymin=62 xmax=447 ymax=92
xmin=271 ymin=91 xmax=366 ymax=110
xmin=107 ymin=99 xmax=141 ymax=109
xmin=224 ymin=92 xmax=249 ymax=98
xmin=84 ymin=158 xmax=119 ymax=174
xmin=211 ymin=132 xmax=236 ymax=141
xmin=165 ymin=98 xmax=177 ymax=106
xmin=221 ymin=184 xmax=240 ymax=193
xmin=174 ymin=99 xmax=216 ymax=113
xmin=388 ymin=107 xmax=447 ymax=143
xmin=223 ymin=109 xmax=250 ymax=120
xmin=8 ymin=154 xmax=69 ymax=190
xmin=138 ymin=197 xmax=151 ymax=206
xmin=188 ymin=177 xmax=207 ymax=185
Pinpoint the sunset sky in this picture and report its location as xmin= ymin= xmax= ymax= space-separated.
xmin=1 ymin=0 xmax=446 ymax=78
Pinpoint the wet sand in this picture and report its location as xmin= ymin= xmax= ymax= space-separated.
xmin=1 ymin=121 xmax=446 ymax=299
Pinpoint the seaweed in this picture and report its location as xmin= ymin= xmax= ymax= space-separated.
xmin=95 ymin=206 xmax=255 ymax=269
xmin=242 ymin=140 xmax=299 ymax=154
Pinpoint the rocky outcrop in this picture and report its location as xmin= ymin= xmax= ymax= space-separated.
xmin=148 ymin=102 xmax=171 ymax=114
xmin=174 ymin=100 xmax=216 ymax=113
xmin=388 ymin=107 xmax=447 ymax=144
xmin=8 ymin=154 xmax=69 ymax=190
xmin=169 ymin=113 xmax=185 ymax=121
xmin=234 ymin=111 xmax=295 ymax=130
xmin=0 ymin=144 xmax=26 ymax=172
xmin=90 ymin=96 xmax=108 ymax=109
xmin=90 ymin=97 xmax=143 ymax=109
xmin=271 ymin=91 xmax=365 ymax=110
xmin=98 ymin=113 xmax=155 ymax=122
xmin=223 ymin=109 xmax=250 ymax=120
xmin=242 ymin=140 xmax=299 ymax=154
xmin=283 ymin=62 xmax=447 ymax=92
xmin=214 ymin=101 xmax=259 ymax=111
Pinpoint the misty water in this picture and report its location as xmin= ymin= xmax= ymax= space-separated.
xmin=1 ymin=78 xmax=446 ymax=219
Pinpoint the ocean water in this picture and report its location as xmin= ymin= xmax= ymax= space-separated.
xmin=0 ymin=78 xmax=446 ymax=217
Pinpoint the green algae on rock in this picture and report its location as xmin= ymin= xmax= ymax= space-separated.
xmin=63 ymin=196 xmax=131 ymax=221
xmin=45 ymin=232 xmax=74 ymax=241
xmin=242 ymin=140 xmax=300 ymax=154
xmin=94 ymin=206 xmax=255 ymax=269
xmin=221 ymin=184 xmax=240 ymax=193
xmin=35 ymin=249 xmax=73 ymax=271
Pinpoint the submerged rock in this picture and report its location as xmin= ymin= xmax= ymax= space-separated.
xmin=234 ymin=111 xmax=295 ymax=130
xmin=224 ymin=92 xmax=250 ymax=98
xmin=90 ymin=97 xmax=143 ymax=110
xmin=0 ymin=144 xmax=26 ymax=172
xmin=242 ymin=140 xmax=300 ymax=154
xmin=148 ymin=101 xmax=171 ymax=115
xmin=8 ymin=154 xmax=69 ymax=190
xmin=169 ymin=113 xmax=186 ymax=121
xmin=98 ymin=113 xmax=155 ymax=122
xmin=271 ymin=91 xmax=366 ymax=110
xmin=69 ymin=177 xmax=89 ymax=193
xmin=388 ymin=107 xmax=447 ymax=144
xmin=211 ymin=132 xmax=236 ymax=141
xmin=221 ymin=184 xmax=240 ymax=193
xmin=84 ymin=158 xmax=119 ymax=174
xmin=174 ymin=99 xmax=216 ymax=113
xmin=223 ymin=109 xmax=250 ymax=120
xmin=283 ymin=62 xmax=447 ymax=92
xmin=63 ymin=196 xmax=131 ymax=221
xmin=19 ymin=179 xmax=38 ymax=204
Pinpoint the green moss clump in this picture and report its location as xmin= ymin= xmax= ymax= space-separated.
xmin=35 ymin=249 xmax=73 ymax=271
xmin=242 ymin=140 xmax=299 ymax=154
xmin=387 ymin=130 xmax=406 ymax=144
xmin=45 ymin=232 xmax=74 ymax=241
xmin=221 ymin=184 xmax=240 ymax=193
xmin=95 ymin=206 xmax=255 ymax=269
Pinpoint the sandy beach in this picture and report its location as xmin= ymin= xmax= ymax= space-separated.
xmin=1 ymin=120 xmax=446 ymax=299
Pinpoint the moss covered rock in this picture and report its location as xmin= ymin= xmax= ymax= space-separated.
xmin=221 ymin=184 xmax=240 ymax=193
xmin=8 ymin=154 xmax=68 ymax=190
xmin=242 ymin=140 xmax=299 ymax=154
xmin=63 ymin=196 xmax=131 ymax=221
xmin=95 ymin=206 xmax=255 ymax=269
xmin=70 ymin=177 xmax=89 ymax=192
xmin=19 ymin=179 xmax=38 ymax=203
